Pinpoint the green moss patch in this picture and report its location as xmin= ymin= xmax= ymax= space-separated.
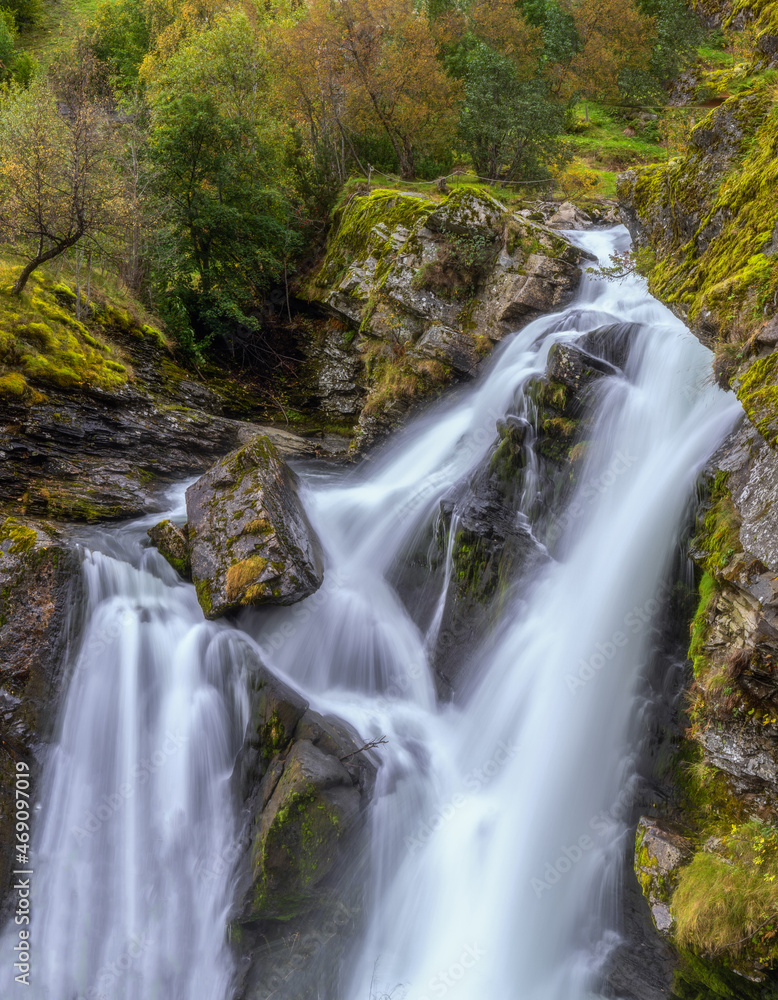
xmin=738 ymin=351 xmax=778 ymax=446
xmin=674 ymin=820 xmax=778 ymax=968
xmin=619 ymin=87 xmax=778 ymax=343
xmin=0 ymin=266 xmax=132 ymax=393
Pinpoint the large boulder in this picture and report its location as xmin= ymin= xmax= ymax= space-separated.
xmin=242 ymin=739 xmax=361 ymax=922
xmin=302 ymin=187 xmax=590 ymax=450
xmin=185 ymin=436 xmax=324 ymax=618
xmin=229 ymin=648 xmax=377 ymax=1000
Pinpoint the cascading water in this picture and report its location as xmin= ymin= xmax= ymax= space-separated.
xmin=0 ymin=226 xmax=742 ymax=1000
xmin=0 ymin=498 xmax=251 ymax=1000
xmin=249 ymin=226 xmax=742 ymax=999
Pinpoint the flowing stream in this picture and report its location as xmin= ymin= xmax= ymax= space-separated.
xmin=1 ymin=227 xmax=742 ymax=1000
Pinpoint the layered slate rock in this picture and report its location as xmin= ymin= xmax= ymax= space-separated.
xmin=303 ymin=187 xmax=592 ymax=449
xmin=0 ymin=518 xmax=80 ymax=915
xmin=185 ymin=436 xmax=324 ymax=618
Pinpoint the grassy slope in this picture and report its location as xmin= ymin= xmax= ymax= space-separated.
xmin=18 ymin=0 xmax=102 ymax=67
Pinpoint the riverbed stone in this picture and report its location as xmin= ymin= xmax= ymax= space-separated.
xmin=185 ymin=435 xmax=324 ymax=618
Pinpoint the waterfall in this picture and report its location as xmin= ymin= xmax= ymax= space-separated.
xmin=0 ymin=497 xmax=251 ymax=1000
xmin=0 ymin=226 xmax=741 ymax=1000
xmin=251 ymin=226 xmax=742 ymax=999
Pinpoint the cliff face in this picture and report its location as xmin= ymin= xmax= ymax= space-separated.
xmin=300 ymin=186 xmax=593 ymax=449
xmin=619 ymin=75 xmax=778 ymax=991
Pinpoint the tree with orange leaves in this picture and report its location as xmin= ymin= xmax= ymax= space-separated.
xmin=275 ymin=0 xmax=462 ymax=180
xmin=547 ymin=0 xmax=656 ymax=116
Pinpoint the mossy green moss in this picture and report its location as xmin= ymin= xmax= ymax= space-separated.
xmin=0 ymin=371 xmax=31 ymax=400
xmin=693 ymin=472 xmax=743 ymax=574
xmin=194 ymin=578 xmax=214 ymax=617
xmin=360 ymin=339 xmax=449 ymax=419
xmin=261 ymin=709 xmax=291 ymax=758
xmin=0 ymin=518 xmax=38 ymax=556
xmin=620 ymin=88 xmax=778 ymax=342
xmin=688 ymin=571 xmax=718 ymax=677
xmin=673 ymin=946 xmax=778 ymax=999
xmin=250 ymin=785 xmax=342 ymax=921
xmin=311 ymin=188 xmax=435 ymax=292
xmin=738 ymin=351 xmax=778 ymax=445
xmin=0 ymin=266 xmax=133 ymax=393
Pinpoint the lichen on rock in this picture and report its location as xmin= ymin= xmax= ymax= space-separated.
xmin=303 ymin=185 xmax=589 ymax=449
xmin=185 ymin=435 xmax=324 ymax=618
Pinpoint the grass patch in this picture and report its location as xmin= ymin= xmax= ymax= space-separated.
xmin=674 ymin=821 xmax=778 ymax=965
xmin=15 ymin=0 xmax=103 ymax=67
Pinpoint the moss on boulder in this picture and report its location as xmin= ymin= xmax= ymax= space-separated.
xmin=304 ymin=186 xmax=588 ymax=449
xmin=185 ymin=435 xmax=324 ymax=618
xmin=246 ymin=740 xmax=360 ymax=922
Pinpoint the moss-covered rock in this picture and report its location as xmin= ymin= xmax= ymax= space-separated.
xmin=635 ymin=817 xmax=694 ymax=936
xmin=244 ymin=740 xmax=360 ymax=922
xmin=304 ymin=186 xmax=589 ymax=449
xmin=147 ymin=520 xmax=191 ymax=578
xmin=185 ymin=435 xmax=324 ymax=618
xmin=618 ymin=87 xmax=778 ymax=350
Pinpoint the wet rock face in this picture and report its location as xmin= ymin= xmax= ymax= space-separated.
xmin=229 ymin=652 xmax=376 ymax=1000
xmin=303 ymin=187 xmax=590 ymax=451
xmin=546 ymin=342 xmax=619 ymax=394
xmin=0 ymin=378 xmax=344 ymax=523
xmin=689 ymin=423 xmax=778 ymax=804
xmin=185 ymin=436 xmax=324 ymax=618
xmin=243 ymin=739 xmax=360 ymax=922
xmin=635 ymin=817 xmax=694 ymax=938
xmin=0 ymin=518 xmax=81 ymax=915
xmin=147 ymin=520 xmax=190 ymax=578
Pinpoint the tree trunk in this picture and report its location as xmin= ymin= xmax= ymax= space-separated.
xmin=11 ymin=233 xmax=84 ymax=295
xmin=398 ymin=141 xmax=415 ymax=181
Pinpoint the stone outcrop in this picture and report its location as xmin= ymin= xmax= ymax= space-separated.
xmin=618 ymin=69 xmax=778 ymax=990
xmin=393 ymin=322 xmax=626 ymax=699
xmin=302 ymin=187 xmax=593 ymax=449
xmin=184 ymin=436 xmax=324 ymax=618
xmin=0 ymin=269 xmax=349 ymax=525
xmin=230 ymin=655 xmax=376 ymax=1000
xmin=618 ymin=89 xmax=777 ymax=352
xmin=0 ymin=517 xmax=80 ymax=917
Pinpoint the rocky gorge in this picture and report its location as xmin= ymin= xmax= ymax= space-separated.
xmin=0 ymin=113 xmax=776 ymax=998
xmin=618 ymin=52 xmax=778 ymax=996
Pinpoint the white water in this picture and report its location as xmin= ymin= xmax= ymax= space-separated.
xmin=0 ymin=227 xmax=741 ymax=999
xmin=251 ymin=227 xmax=742 ymax=999
xmin=0 ymin=508 xmax=254 ymax=1000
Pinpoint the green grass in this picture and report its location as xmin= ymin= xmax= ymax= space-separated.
xmin=674 ymin=821 xmax=778 ymax=965
xmin=15 ymin=0 xmax=103 ymax=67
